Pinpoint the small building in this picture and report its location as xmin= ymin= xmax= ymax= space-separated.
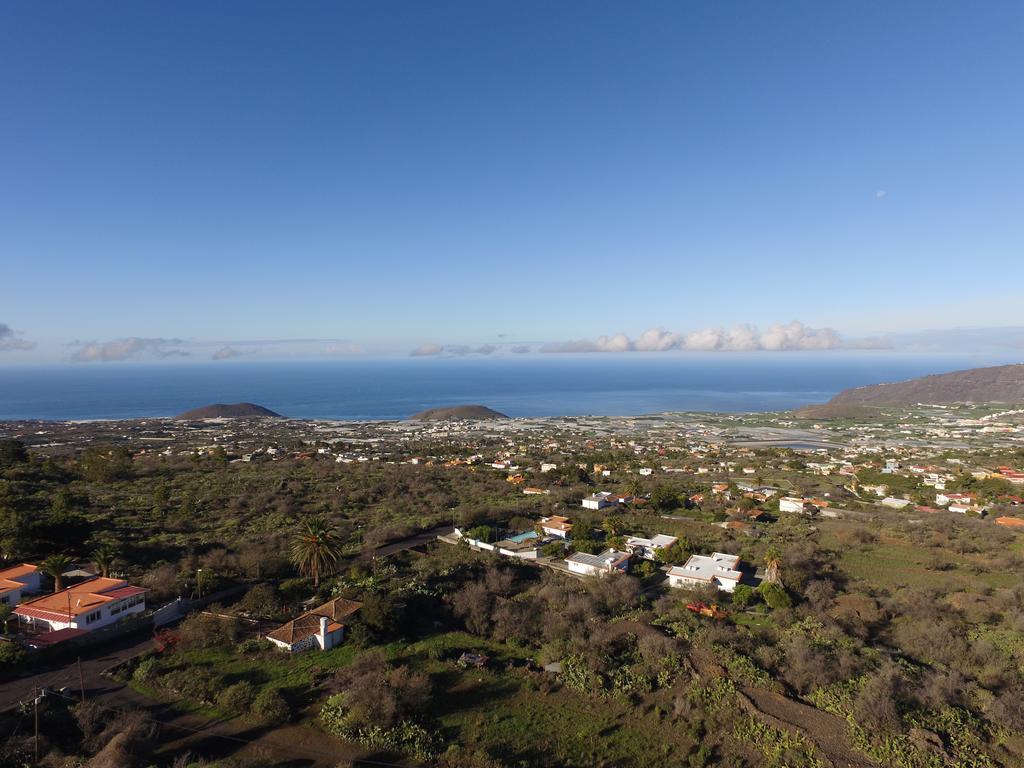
xmin=540 ymin=463 xmax=558 ymax=473
xmin=778 ymin=496 xmax=806 ymax=514
xmin=539 ymin=515 xmax=573 ymax=538
xmin=582 ymin=492 xmax=614 ymax=510
xmin=265 ymin=597 xmax=362 ymax=653
xmin=624 ymin=534 xmax=678 ymax=560
xmin=666 ymin=553 xmax=742 ymax=593
xmin=565 ymin=549 xmax=631 ymax=577
xmin=14 ymin=577 xmax=146 ymax=632
xmin=0 ymin=564 xmax=41 ymax=608
xmin=638 ymin=467 xmax=653 ymax=476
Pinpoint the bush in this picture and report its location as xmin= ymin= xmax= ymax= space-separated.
xmin=176 ymin=613 xmax=241 ymax=650
xmin=251 ymin=688 xmax=291 ymax=724
xmin=131 ymin=657 xmax=160 ymax=685
xmin=732 ymin=584 xmax=757 ymax=608
xmin=0 ymin=640 xmax=26 ymax=668
xmin=541 ymin=541 xmax=566 ymax=558
xmin=217 ymin=681 xmax=256 ymax=713
xmin=758 ymin=582 xmax=792 ymax=610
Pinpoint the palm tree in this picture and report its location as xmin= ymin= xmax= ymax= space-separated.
xmin=625 ymin=478 xmax=643 ymax=497
xmin=91 ymin=543 xmax=118 ymax=578
xmin=601 ymin=517 xmax=626 ymax=537
xmin=41 ymin=553 xmax=75 ymax=592
xmin=291 ymin=516 xmax=340 ymax=588
xmin=764 ymin=546 xmax=783 ymax=588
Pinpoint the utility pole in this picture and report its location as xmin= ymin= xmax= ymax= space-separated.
xmin=33 ymin=688 xmax=39 ymax=764
xmin=77 ymin=657 xmax=86 ymax=702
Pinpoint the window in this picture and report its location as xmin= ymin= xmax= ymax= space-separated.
xmin=85 ymin=610 xmax=102 ymax=624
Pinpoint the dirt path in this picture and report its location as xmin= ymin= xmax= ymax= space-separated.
xmin=738 ymin=686 xmax=877 ymax=768
xmin=683 ymin=647 xmax=874 ymax=768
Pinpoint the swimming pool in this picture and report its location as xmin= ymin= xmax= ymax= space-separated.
xmin=508 ymin=530 xmax=539 ymax=543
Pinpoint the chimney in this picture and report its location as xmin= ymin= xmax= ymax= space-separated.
xmin=319 ymin=615 xmax=329 ymax=641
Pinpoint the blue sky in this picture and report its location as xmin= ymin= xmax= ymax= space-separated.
xmin=1 ymin=1 xmax=1023 ymax=363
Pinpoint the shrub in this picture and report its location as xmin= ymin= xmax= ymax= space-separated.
xmin=732 ymin=584 xmax=757 ymax=608
xmin=0 ymin=640 xmax=26 ymax=669
xmin=758 ymin=582 xmax=793 ymax=610
xmin=251 ymin=688 xmax=290 ymax=724
xmin=217 ymin=681 xmax=256 ymax=714
xmin=131 ymin=657 xmax=160 ymax=685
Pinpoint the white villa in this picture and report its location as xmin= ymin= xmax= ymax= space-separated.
xmin=624 ymin=534 xmax=678 ymax=560
xmin=667 ymin=552 xmax=743 ymax=593
xmin=565 ymin=549 xmax=631 ymax=578
xmin=582 ymin=492 xmax=614 ymax=510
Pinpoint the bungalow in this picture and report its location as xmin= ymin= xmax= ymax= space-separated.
xmin=624 ymin=534 xmax=678 ymax=560
xmin=638 ymin=467 xmax=653 ymax=476
xmin=0 ymin=564 xmax=41 ymax=608
xmin=582 ymin=492 xmax=614 ymax=510
xmin=540 ymin=463 xmax=558 ymax=473
xmin=778 ymin=496 xmax=807 ymax=514
xmin=565 ymin=549 xmax=631 ymax=577
xmin=265 ymin=597 xmax=362 ymax=653
xmin=539 ymin=515 xmax=573 ymax=539
xmin=667 ymin=552 xmax=743 ymax=593
xmin=14 ymin=577 xmax=146 ymax=632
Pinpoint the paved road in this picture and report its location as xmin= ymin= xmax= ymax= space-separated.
xmin=0 ymin=628 xmax=156 ymax=711
xmin=371 ymin=525 xmax=454 ymax=558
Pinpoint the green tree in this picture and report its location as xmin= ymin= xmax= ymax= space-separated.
xmin=601 ymin=517 xmax=626 ymax=537
xmin=0 ymin=440 xmax=29 ymax=468
xmin=650 ymin=485 xmax=680 ymax=512
xmin=624 ymin=478 xmax=643 ymax=497
xmin=732 ymin=583 xmax=757 ymax=608
xmin=291 ymin=515 xmax=341 ymax=587
xmin=90 ymin=542 xmax=118 ymax=578
xmin=79 ymin=445 xmax=133 ymax=482
xmin=758 ymin=581 xmax=792 ymax=610
xmin=41 ymin=553 xmax=75 ymax=592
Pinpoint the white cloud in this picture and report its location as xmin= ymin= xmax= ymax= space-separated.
xmin=0 ymin=323 xmax=35 ymax=352
xmin=544 ymin=321 xmax=852 ymax=353
xmin=212 ymin=346 xmax=240 ymax=360
xmin=876 ymin=189 xmax=888 ymax=199
xmin=72 ymin=337 xmax=189 ymax=362
xmin=410 ymin=343 xmax=444 ymax=357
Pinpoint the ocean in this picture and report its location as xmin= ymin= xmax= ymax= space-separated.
xmin=0 ymin=354 xmax=1007 ymax=421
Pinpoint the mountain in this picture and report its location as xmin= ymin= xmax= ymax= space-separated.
xmin=408 ymin=405 xmax=509 ymax=421
xmin=175 ymin=402 xmax=283 ymax=420
xmin=797 ymin=364 xmax=1024 ymax=418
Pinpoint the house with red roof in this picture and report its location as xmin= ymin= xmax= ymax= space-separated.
xmin=0 ymin=563 xmax=41 ymax=609
xmin=265 ymin=596 xmax=362 ymax=653
xmin=14 ymin=577 xmax=146 ymax=633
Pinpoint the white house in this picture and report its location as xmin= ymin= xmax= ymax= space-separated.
xmin=582 ymin=492 xmax=614 ymax=510
xmin=14 ymin=577 xmax=146 ymax=632
xmin=540 ymin=463 xmax=558 ymax=473
xmin=539 ymin=515 xmax=573 ymax=538
xmin=266 ymin=597 xmax=362 ymax=653
xmin=638 ymin=467 xmax=653 ymax=476
xmin=778 ymin=496 xmax=807 ymax=514
xmin=624 ymin=534 xmax=678 ymax=561
xmin=0 ymin=564 xmax=41 ymax=609
xmin=565 ymin=549 xmax=631 ymax=577
xmin=666 ymin=553 xmax=742 ymax=593
xmin=936 ymin=492 xmax=973 ymax=507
